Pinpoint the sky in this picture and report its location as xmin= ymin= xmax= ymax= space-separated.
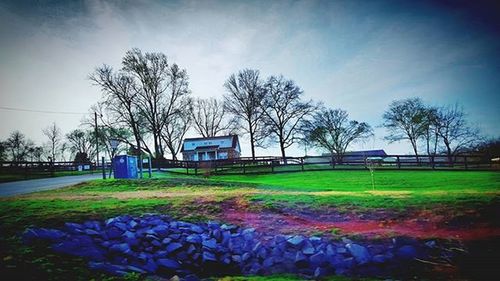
xmin=1 ymin=0 xmax=499 ymax=157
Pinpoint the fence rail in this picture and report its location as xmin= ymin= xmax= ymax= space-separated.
xmin=154 ymin=154 xmax=498 ymax=176
xmin=0 ymin=161 xmax=97 ymax=181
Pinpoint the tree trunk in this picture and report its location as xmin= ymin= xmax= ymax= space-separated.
xmin=411 ymin=139 xmax=420 ymax=165
xmin=444 ymin=139 xmax=453 ymax=166
xmin=249 ymin=129 xmax=256 ymax=161
xmin=280 ymin=142 xmax=287 ymax=165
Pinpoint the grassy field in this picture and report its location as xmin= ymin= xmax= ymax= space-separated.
xmin=0 ymin=170 xmax=499 ymax=280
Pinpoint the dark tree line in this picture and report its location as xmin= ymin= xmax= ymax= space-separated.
xmin=0 ymin=122 xmax=115 ymax=163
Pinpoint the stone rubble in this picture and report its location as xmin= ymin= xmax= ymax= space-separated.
xmin=23 ymin=214 xmax=441 ymax=279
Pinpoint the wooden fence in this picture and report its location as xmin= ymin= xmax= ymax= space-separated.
xmin=154 ymin=154 xmax=497 ymax=176
xmin=0 ymin=161 xmax=97 ymax=181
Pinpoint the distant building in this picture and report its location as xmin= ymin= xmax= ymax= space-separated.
xmin=181 ymin=135 xmax=241 ymax=161
xmin=321 ymin=149 xmax=387 ymax=161
xmin=302 ymin=149 xmax=388 ymax=164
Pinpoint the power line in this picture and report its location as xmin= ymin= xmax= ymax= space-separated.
xmin=0 ymin=106 xmax=88 ymax=115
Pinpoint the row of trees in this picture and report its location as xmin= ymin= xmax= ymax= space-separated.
xmin=90 ymin=49 xmax=320 ymax=161
xmin=88 ymin=49 xmax=493 ymax=162
xmin=1 ymin=49 xmax=494 ymax=163
xmin=383 ymin=98 xmax=481 ymax=162
xmin=0 ymin=123 xmax=119 ymax=163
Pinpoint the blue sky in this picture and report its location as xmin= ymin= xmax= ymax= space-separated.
xmin=0 ymin=0 xmax=499 ymax=157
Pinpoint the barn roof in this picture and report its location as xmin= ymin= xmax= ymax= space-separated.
xmin=321 ymin=150 xmax=387 ymax=157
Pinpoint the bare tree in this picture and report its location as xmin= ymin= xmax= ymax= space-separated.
xmin=91 ymin=49 xmax=191 ymax=160
xmin=122 ymin=49 xmax=191 ymax=159
xmin=224 ymin=69 xmax=266 ymax=160
xmin=304 ymin=108 xmax=373 ymax=163
xmin=29 ymin=146 xmax=45 ymax=162
xmin=383 ymin=98 xmax=428 ymax=159
xmin=59 ymin=142 xmax=69 ymax=162
xmin=66 ymin=129 xmax=97 ymax=162
xmin=4 ymin=131 xmax=34 ymax=162
xmin=159 ymin=64 xmax=192 ymax=159
xmin=434 ymin=104 xmax=480 ymax=162
xmin=262 ymin=75 xmax=316 ymax=161
xmin=421 ymin=106 xmax=439 ymax=156
xmin=89 ymin=64 xmax=152 ymax=158
xmin=191 ymin=97 xmax=234 ymax=137
xmin=42 ymin=122 xmax=62 ymax=162
xmin=475 ymin=137 xmax=500 ymax=160
xmin=161 ymin=98 xmax=192 ymax=160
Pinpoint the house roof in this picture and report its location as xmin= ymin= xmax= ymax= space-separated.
xmin=181 ymin=135 xmax=240 ymax=152
xmin=194 ymin=145 xmax=220 ymax=150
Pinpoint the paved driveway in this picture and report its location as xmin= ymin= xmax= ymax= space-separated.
xmin=0 ymin=174 xmax=102 ymax=197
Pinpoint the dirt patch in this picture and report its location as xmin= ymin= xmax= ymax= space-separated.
xmin=220 ymin=199 xmax=500 ymax=241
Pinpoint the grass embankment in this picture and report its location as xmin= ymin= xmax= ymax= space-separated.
xmin=0 ymin=170 xmax=498 ymax=280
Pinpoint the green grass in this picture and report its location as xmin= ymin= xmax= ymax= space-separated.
xmin=1 ymin=169 xmax=499 ymax=280
xmin=209 ymin=170 xmax=500 ymax=192
xmin=204 ymin=170 xmax=500 ymax=209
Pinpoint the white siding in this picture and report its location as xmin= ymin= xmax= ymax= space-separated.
xmin=183 ymin=137 xmax=234 ymax=151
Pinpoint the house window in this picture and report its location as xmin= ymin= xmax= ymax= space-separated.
xmin=218 ymin=152 xmax=228 ymax=159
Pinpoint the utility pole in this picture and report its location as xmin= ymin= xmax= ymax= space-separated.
xmin=94 ymin=112 xmax=104 ymax=179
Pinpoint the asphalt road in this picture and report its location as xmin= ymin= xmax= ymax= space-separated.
xmin=0 ymin=174 xmax=102 ymax=197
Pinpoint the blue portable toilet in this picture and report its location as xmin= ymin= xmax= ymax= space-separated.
xmin=113 ymin=155 xmax=138 ymax=179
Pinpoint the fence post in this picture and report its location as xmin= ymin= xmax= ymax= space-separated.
xmin=101 ymin=157 xmax=106 ymax=179
xmin=431 ymin=155 xmax=435 ymax=170
xmin=186 ymin=162 xmax=189 ymax=175
xmin=271 ymin=160 xmax=275 ymax=173
xmin=397 ymin=156 xmax=401 ymax=169
xmin=195 ymin=162 xmax=198 ymax=176
xmin=301 ymin=157 xmax=304 ymax=171
xmin=464 ymin=156 xmax=468 ymax=170
xmin=331 ymin=156 xmax=335 ymax=169
xmin=148 ymin=156 xmax=152 ymax=178
xmin=243 ymin=162 xmax=246 ymax=174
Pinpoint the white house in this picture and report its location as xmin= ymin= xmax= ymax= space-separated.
xmin=181 ymin=135 xmax=241 ymax=161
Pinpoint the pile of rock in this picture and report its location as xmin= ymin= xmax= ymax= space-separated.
xmin=23 ymin=214 xmax=436 ymax=279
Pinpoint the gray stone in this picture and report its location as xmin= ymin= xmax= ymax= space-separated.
xmin=109 ymin=243 xmax=132 ymax=255
xmin=202 ymin=251 xmax=217 ymax=262
xmin=202 ymin=238 xmax=217 ymax=249
xmin=166 ymin=242 xmax=183 ymax=253
xmin=152 ymin=225 xmax=169 ymax=237
xmin=191 ymin=225 xmax=204 ymax=234
xmin=372 ymin=254 xmax=389 ymax=263
xmin=157 ymin=258 xmax=180 ymax=269
xmin=287 ymin=235 xmax=305 ymax=247
xmin=302 ymin=240 xmax=315 ymax=255
xmin=310 ymin=251 xmax=326 ymax=267
xmin=346 ymin=243 xmax=371 ymax=264
xmin=336 ymin=247 xmax=347 ymax=254
xmin=186 ymin=234 xmax=201 ymax=244
xmin=396 ymin=245 xmax=418 ymax=260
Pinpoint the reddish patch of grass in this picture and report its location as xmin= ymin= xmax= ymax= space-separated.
xmin=220 ymin=200 xmax=500 ymax=240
